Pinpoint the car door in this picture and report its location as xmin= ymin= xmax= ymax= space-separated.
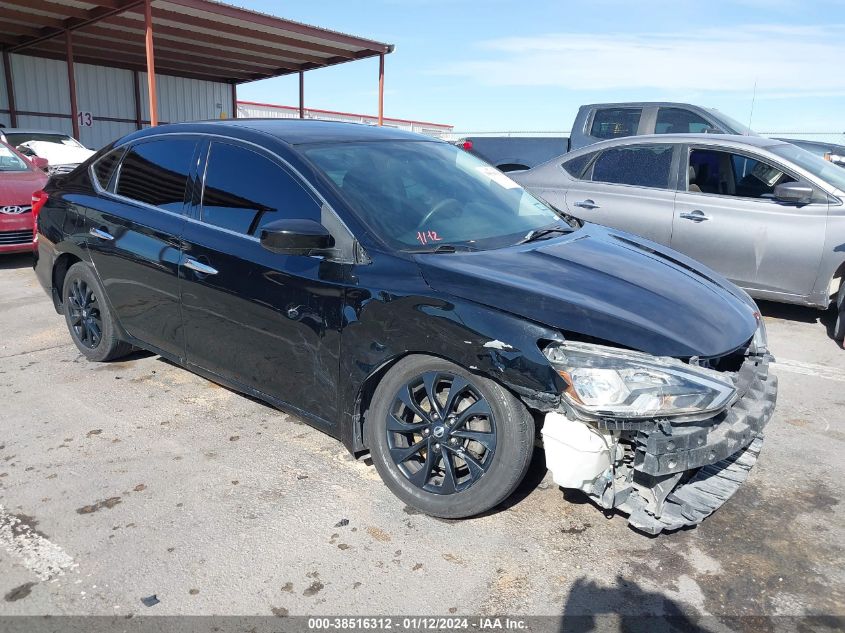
xmin=179 ymin=139 xmax=348 ymax=425
xmin=560 ymin=143 xmax=679 ymax=244
xmin=85 ymin=136 xmax=199 ymax=359
xmin=672 ymin=145 xmax=828 ymax=298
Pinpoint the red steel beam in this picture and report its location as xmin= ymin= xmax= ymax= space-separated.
xmin=299 ymin=71 xmax=304 ymax=119
xmin=378 ymin=54 xmax=384 ymax=126
xmin=133 ymin=70 xmax=142 ymax=129
xmin=231 ymin=82 xmax=237 ymax=120
xmin=0 ymin=0 xmax=92 ymax=21
xmin=66 ymin=31 xmax=80 ymax=140
xmin=144 ymin=0 xmax=157 ymax=126
xmin=2 ymin=50 xmax=17 ymax=127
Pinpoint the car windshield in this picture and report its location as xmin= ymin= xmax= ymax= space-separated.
xmin=302 ymin=140 xmax=565 ymax=251
xmin=4 ymin=133 xmax=84 ymax=148
xmin=0 ymin=144 xmax=30 ymax=172
xmin=768 ymin=142 xmax=845 ymax=192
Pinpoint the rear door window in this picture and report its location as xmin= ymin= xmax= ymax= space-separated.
xmin=200 ymin=141 xmax=321 ymax=236
xmin=92 ymin=149 xmax=124 ymax=190
xmin=589 ymin=108 xmax=642 ymax=140
xmin=655 ymin=108 xmax=714 ymax=134
xmin=115 ymin=139 xmax=196 ymax=212
xmin=590 ymin=144 xmax=674 ymax=189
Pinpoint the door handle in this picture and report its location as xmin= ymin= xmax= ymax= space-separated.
xmin=89 ymin=227 xmax=115 ymax=241
xmin=183 ymin=258 xmax=218 ymax=276
xmin=573 ymin=199 xmax=600 ymax=210
xmin=679 ymin=210 xmax=711 ymax=222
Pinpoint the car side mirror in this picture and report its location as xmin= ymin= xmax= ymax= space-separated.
xmin=31 ymin=156 xmax=49 ymax=170
xmin=259 ymin=218 xmax=335 ymax=256
xmin=773 ymin=182 xmax=814 ymax=205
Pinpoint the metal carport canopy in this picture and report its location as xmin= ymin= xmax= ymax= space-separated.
xmin=0 ymin=0 xmax=394 ymax=135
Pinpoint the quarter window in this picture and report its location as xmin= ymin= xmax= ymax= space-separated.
xmin=200 ymin=142 xmax=321 ymax=236
xmin=590 ymin=144 xmax=674 ymax=189
xmin=561 ymin=151 xmax=597 ymax=179
xmin=655 ymin=108 xmax=714 ymax=134
xmin=92 ymin=149 xmax=124 ymax=190
xmin=688 ymin=149 xmax=796 ymax=198
xmin=589 ymin=108 xmax=642 ymax=140
xmin=115 ymin=139 xmax=196 ymax=212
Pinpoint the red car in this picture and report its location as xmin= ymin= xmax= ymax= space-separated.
xmin=0 ymin=140 xmax=49 ymax=254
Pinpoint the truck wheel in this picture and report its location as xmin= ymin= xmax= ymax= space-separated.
xmin=834 ymin=283 xmax=845 ymax=343
xmin=62 ymin=262 xmax=132 ymax=362
xmin=366 ymin=355 xmax=535 ymax=519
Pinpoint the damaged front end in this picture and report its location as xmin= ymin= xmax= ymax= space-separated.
xmin=540 ymin=325 xmax=777 ymax=535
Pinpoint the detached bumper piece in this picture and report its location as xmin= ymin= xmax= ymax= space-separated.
xmin=625 ymin=435 xmax=763 ymax=535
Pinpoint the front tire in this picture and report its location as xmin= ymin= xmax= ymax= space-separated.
xmin=367 ymin=355 xmax=535 ymax=519
xmin=834 ymin=283 xmax=845 ymax=343
xmin=62 ymin=262 xmax=132 ymax=362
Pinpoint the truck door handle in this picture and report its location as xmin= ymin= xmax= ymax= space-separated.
xmin=89 ymin=227 xmax=114 ymax=241
xmin=679 ymin=210 xmax=711 ymax=222
xmin=183 ymin=258 xmax=218 ymax=275
xmin=573 ymin=199 xmax=600 ymax=210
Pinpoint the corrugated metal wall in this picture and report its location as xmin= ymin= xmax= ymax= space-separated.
xmin=0 ymin=54 xmax=234 ymax=149
xmin=139 ymin=73 xmax=233 ymax=124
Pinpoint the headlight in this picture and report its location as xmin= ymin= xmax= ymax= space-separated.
xmin=543 ymin=341 xmax=736 ymax=420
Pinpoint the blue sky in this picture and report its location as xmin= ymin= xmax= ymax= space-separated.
xmin=234 ymin=0 xmax=845 ymax=136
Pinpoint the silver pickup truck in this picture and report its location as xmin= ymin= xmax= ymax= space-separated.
xmin=456 ymin=101 xmax=754 ymax=172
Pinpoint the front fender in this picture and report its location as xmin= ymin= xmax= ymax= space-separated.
xmin=337 ymin=282 xmax=565 ymax=452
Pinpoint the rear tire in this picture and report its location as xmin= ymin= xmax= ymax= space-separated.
xmin=366 ymin=355 xmax=534 ymax=519
xmin=62 ymin=262 xmax=132 ymax=362
xmin=834 ymin=283 xmax=845 ymax=343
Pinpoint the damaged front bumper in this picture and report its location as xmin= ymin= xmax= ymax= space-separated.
xmin=541 ymin=353 xmax=778 ymax=535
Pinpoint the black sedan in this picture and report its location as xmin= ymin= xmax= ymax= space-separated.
xmin=33 ymin=120 xmax=776 ymax=533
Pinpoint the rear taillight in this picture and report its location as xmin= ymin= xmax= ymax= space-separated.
xmin=31 ymin=190 xmax=48 ymax=240
xmin=32 ymin=190 xmax=49 ymax=215
xmin=461 ymin=140 xmax=473 ymax=151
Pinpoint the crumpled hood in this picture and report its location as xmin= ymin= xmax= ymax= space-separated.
xmin=416 ymin=224 xmax=759 ymax=358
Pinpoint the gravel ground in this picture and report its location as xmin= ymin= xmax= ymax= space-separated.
xmin=0 ymin=252 xmax=843 ymax=624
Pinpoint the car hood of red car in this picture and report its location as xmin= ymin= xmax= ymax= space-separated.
xmin=0 ymin=169 xmax=48 ymax=205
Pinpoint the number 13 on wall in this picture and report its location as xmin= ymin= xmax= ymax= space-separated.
xmin=77 ymin=112 xmax=93 ymax=127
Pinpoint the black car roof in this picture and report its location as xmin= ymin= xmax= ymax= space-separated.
xmin=125 ymin=118 xmax=436 ymax=146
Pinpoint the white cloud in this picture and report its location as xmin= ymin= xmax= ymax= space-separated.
xmin=434 ymin=25 xmax=845 ymax=96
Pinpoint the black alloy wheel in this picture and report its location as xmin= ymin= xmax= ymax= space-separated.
xmin=66 ymin=278 xmax=102 ymax=349
xmin=62 ymin=262 xmax=132 ymax=362
xmin=367 ymin=355 xmax=534 ymax=519
xmin=387 ymin=371 xmax=497 ymax=495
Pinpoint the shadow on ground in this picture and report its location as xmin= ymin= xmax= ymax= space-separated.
xmin=757 ymin=299 xmax=840 ymax=347
xmin=0 ymin=253 xmax=35 ymax=271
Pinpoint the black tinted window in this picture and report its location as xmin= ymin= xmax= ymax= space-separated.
xmin=201 ymin=142 xmax=321 ymax=235
xmin=562 ymin=152 xmax=596 ymax=179
xmin=93 ymin=149 xmax=123 ymax=190
xmin=116 ymin=139 xmax=196 ymax=212
xmin=656 ymin=108 xmax=713 ymax=134
xmin=590 ymin=108 xmax=642 ymax=139
xmin=591 ymin=144 xmax=674 ymax=188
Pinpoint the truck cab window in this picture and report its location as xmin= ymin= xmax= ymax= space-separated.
xmin=656 ymin=108 xmax=714 ymax=134
xmin=590 ymin=108 xmax=642 ymax=140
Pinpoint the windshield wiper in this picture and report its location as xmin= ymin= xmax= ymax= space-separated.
xmin=517 ymin=223 xmax=574 ymax=245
